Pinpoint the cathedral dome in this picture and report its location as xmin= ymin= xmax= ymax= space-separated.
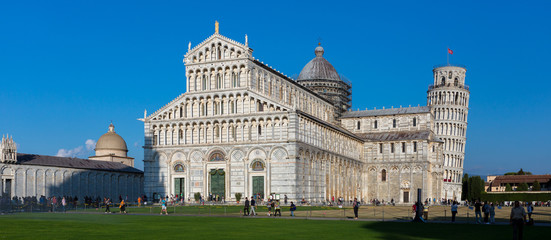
xmin=95 ymin=123 xmax=128 ymax=153
xmin=297 ymin=44 xmax=341 ymax=81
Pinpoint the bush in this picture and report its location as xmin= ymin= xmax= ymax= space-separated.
xmin=235 ymin=193 xmax=242 ymax=203
xmin=481 ymin=192 xmax=551 ymax=202
xmin=517 ymin=182 xmax=529 ymax=191
xmin=194 ymin=192 xmax=201 ymax=202
xmin=533 ymin=181 xmax=541 ymax=191
xmin=505 ymin=183 xmax=512 ymax=191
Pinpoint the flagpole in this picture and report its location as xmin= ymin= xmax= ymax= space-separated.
xmin=447 ymin=47 xmax=449 ymax=66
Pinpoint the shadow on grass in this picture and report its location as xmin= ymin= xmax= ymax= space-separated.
xmin=361 ymin=221 xmax=551 ymax=240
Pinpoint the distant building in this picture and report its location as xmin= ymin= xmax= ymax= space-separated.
xmin=0 ymin=124 xmax=143 ymax=200
xmin=486 ymin=175 xmax=551 ymax=192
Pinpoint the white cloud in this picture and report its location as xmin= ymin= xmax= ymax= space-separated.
xmin=56 ymin=139 xmax=96 ymax=158
xmin=85 ymin=139 xmax=96 ymax=151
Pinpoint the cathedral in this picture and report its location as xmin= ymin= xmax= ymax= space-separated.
xmin=143 ymin=23 xmax=469 ymax=204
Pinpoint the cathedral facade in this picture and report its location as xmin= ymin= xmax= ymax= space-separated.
xmin=143 ymin=25 xmax=469 ymax=204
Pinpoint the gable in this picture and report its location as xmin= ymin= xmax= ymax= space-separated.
xmin=184 ymin=34 xmax=251 ymax=64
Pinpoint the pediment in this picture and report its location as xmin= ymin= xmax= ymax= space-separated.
xmin=184 ymin=34 xmax=251 ymax=63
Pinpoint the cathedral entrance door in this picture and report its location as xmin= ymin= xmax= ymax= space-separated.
xmin=209 ymin=169 xmax=225 ymax=201
xmin=403 ymin=191 xmax=409 ymax=203
xmin=252 ymin=176 xmax=264 ymax=199
xmin=4 ymin=179 xmax=12 ymax=197
xmin=174 ymin=178 xmax=184 ymax=196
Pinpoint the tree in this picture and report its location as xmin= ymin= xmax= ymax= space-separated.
xmin=235 ymin=193 xmax=242 ymax=203
xmin=505 ymin=183 xmax=513 ymax=191
xmin=461 ymin=173 xmax=469 ymax=200
xmin=466 ymin=175 xmax=485 ymax=201
xmin=517 ymin=168 xmax=526 ymax=175
xmin=194 ymin=192 xmax=201 ymax=202
xmin=504 ymin=169 xmax=533 ymax=175
xmin=533 ymin=181 xmax=541 ymax=191
xmin=517 ymin=182 xmax=529 ymax=191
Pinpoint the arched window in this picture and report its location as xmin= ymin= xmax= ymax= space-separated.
xmin=174 ymin=164 xmax=185 ymax=172
xmin=202 ymin=75 xmax=207 ymax=90
xmin=216 ymin=74 xmax=222 ymax=89
xmin=441 ymin=77 xmax=446 ymax=86
xmin=382 ymin=169 xmax=387 ymax=182
xmin=448 ymin=72 xmax=452 ymax=79
xmin=258 ymin=125 xmax=262 ymax=135
xmin=454 ymin=77 xmax=459 ymax=86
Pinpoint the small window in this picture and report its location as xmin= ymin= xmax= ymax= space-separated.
xmin=357 ymin=121 xmax=361 ymax=130
xmin=382 ymin=169 xmax=387 ymax=182
xmin=448 ymin=72 xmax=452 ymax=79
xmin=413 ymin=142 xmax=417 ymax=152
xmin=379 ymin=143 xmax=383 ymax=153
xmin=402 ymin=142 xmax=406 ymax=153
xmin=258 ymin=125 xmax=262 ymax=135
xmin=393 ymin=119 xmax=397 ymax=128
xmin=441 ymin=77 xmax=446 ymax=85
xmin=374 ymin=120 xmax=378 ymax=129
xmin=432 ymin=145 xmax=435 ymax=152
xmin=391 ymin=143 xmax=394 ymax=153
xmin=413 ymin=117 xmax=417 ymax=127
xmin=454 ymin=77 xmax=459 ymax=86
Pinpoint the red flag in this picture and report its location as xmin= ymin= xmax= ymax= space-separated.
xmin=448 ymin=48 xmax=453 ymax=55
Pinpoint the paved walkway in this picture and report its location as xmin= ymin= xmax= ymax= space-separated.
xmin=61 ymin=211 xmax=551 ymax=227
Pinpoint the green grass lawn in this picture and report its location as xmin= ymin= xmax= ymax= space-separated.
xmin=1 ymin=213 xmax=550 ymax=239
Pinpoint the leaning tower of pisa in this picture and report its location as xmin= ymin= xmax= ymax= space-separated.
xmin=427 ymin=65 xmax=470 ymax=201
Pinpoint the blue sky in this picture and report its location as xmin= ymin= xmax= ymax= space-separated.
xmin=1 ymin=0 xmax=550 ymax=176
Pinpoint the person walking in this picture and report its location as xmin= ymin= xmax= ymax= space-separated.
xmin=119 ymin=199 xmax=127 ymax=214
xmin=61 ymin=197 xmax=67 ymax=212
xmin=243 ymin=197 xmax=250 ymax=216
xmin=489 ymin=202 xmax=496 ymax=224
xmin=483 ymin=201 xmax=490 ymax=224
xmin=290 ymin=201 xmax=296 ymax=217
xmin=526 ymin=202 xmax=533 ymax=222
xmin=138 ymin=196 xmax=142 ymax=207
xmin=105 ymin=198 xmax=111 ymax=213
xmin=451 ymin=201 xmax=458 ymax=223
xmin=52 ymin=196 xmax=57 ymax=212
xmin=423 ymin=204 xmax=429 ymax=220
xmin=161 ymin=197 xmax=168 ymax=215
xmin=274 ymin=200 xmax=281 ymax=217
xmin=474 ymin=200 xmax=482 ymax=224
xmin=353 ymin=198 xmax=360 ymax=219
xmin=510 ymin=201 xmax=526 ymax=240
xmin=267 ymin=199 xmax=272 ymax=216
xmin=250 ymin=196 xmax=257 ymax=216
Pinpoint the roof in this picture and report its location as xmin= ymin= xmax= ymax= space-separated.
xmin=15 ymin=153 xmax=143 ymax=174
xmin=355 ymin=130 xmax=441 ymax=142
xmin=491 ymin=175 xmax=551 ymax=185
xmin=341 ymin=106 xmax=431 ymax=118
xmin=297 ymin=45 xmax=341 ymax=81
